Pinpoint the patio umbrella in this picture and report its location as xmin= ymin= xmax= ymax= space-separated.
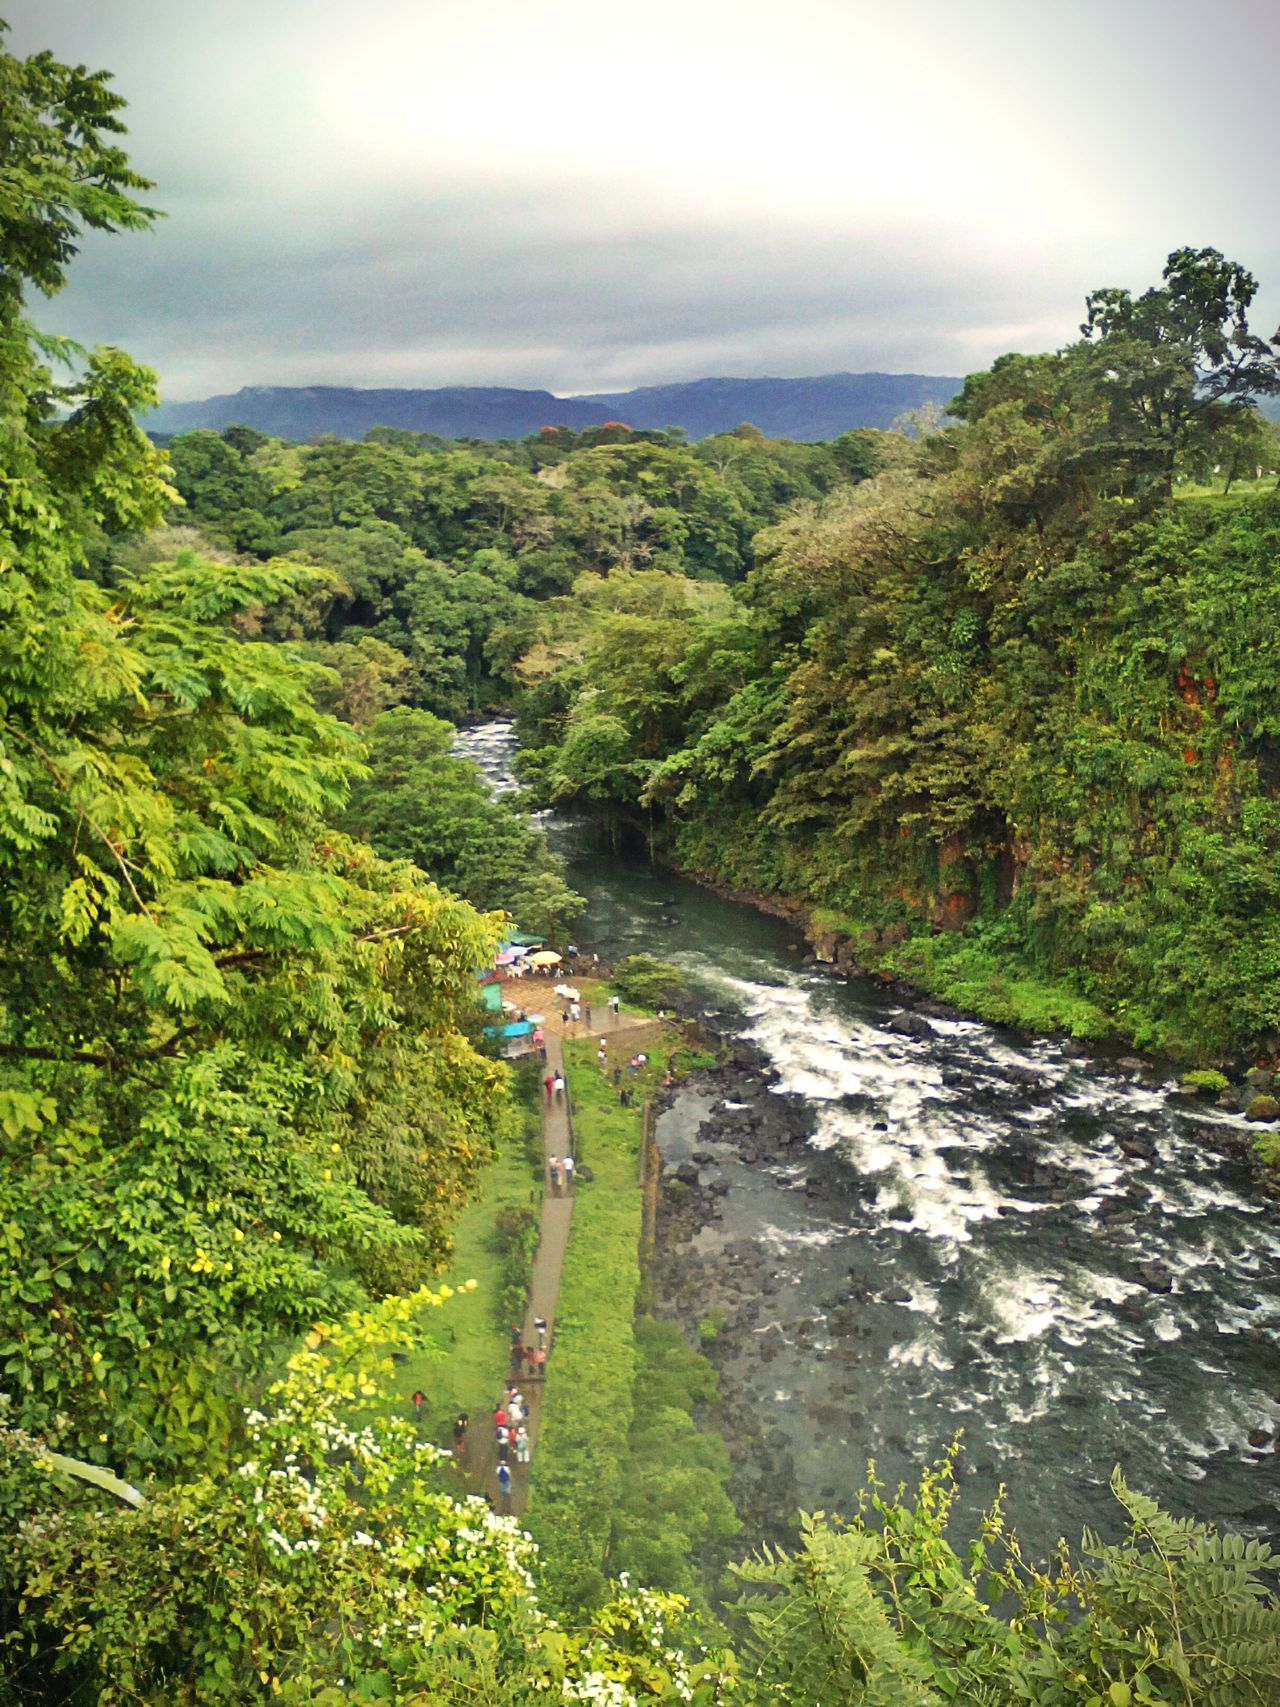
xmin=495 ymin=950 xmax=519 ymax=966
xmin=528 ymin=950 xmax=561 ymax=967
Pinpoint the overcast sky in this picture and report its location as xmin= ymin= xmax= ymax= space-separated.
xmin=7 ymin=0 xmax=1279 ymax=401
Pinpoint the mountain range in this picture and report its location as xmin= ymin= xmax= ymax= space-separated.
xmin=142 ymin=371 xmax=964 ymax=443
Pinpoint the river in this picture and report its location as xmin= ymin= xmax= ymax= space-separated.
xmin=457 ymin=721 xmax=1280 ymax=1561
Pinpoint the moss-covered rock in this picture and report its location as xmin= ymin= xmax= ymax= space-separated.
xmin=1182 ymin=1069 xmax=1229 ymax=1095
xmin=1245 ymin=1094 xmax=1280 ymax=1122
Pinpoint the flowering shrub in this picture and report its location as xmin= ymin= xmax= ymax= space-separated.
xmin=0 ymin=1287 xmax=734 ymax=1705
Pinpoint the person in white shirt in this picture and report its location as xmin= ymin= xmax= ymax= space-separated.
xmin=562 ymin=1154 xmax=576 ymax=1193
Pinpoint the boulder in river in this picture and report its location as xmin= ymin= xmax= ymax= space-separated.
xmin=885 ymin=1011 xmax=935 ymax=1041
xmin=1245 ymin=1094 xmax=1280 ymax=1122
xmin=1135 ymin=1261 xmax=1174 ymax=1293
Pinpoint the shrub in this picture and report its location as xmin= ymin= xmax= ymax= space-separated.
xmin=492 ymin=1205 xmax=539 ymax=1331
xmin=612 ymin=954 xmax=688 ymax=1011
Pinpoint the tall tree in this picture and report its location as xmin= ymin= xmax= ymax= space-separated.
xmin=1080 ymin=246 xmax=1280 ymax=495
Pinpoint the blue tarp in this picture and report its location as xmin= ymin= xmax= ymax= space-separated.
xmin=482 ymin=1020 xmax=533 ymax=1039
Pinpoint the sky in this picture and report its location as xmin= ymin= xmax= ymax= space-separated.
xmin=6 ymin=0 xmax=1280 ymax=402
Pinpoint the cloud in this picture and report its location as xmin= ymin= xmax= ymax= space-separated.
xmin=6 ymin=0 xmax=1278 ymax=399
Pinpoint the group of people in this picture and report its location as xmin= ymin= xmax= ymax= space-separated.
xmin=493 ymin=1392 xmax=531 ymax=1465
xmin=509 ymin=1316 xmax=549 ymax=1378
xmin=542 ymin=1070 xmax=566 ymax=1103
xmin=547 ymin=1152 xmax=575 ymax=1195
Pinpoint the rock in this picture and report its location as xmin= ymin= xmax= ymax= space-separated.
xmin=1245 ymin=1067 xmax=1274 ymax=1094
xmin=1118 ymin=1136 xmax=1157 ymax=1161
xmin=708 ymin=1178 xmax=731 ymax=1196
xmin=1117 ymin=1056 xmax=1146 ymax=1073
xmin=692 ymin=1151 xmax=715 ymax=1164
xmin=881 ymin=921 xmax=911 ymax=945
xmin=885 ymin=1011 xmax=934 ymax=1041
xmin=879 ymin=1285 xmax=912 ymax=1304
xmin=674 ymin=1160 xmax=701 ymax=1186
xmin=1136 ymin=1261 xmax=1174 ymax=1293
xmin=575 ymin=1163 xmax=595 ymax=1183
xmin=1247 ymin=1426 xmax=1272 ymax=1448
xmin=872 ymin=1120 xmax=889 ymax=1131
xmin=1245 ymin=1095 xmax=1280 ymax=1122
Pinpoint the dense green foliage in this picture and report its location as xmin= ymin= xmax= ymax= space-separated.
xmin=515 ymin=261 xmax=1280 ymax=1064
xmin=340 ymin=705 xmax=584 ymax=939
xmin=732 ymin=1450 xmax=1280 ymax=1707
xmin=160 ymin=417 xmax=881 ymax=720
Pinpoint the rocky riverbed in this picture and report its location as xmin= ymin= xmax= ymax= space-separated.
xmin=651 ymin=1026 xmax=1280 ymax=1562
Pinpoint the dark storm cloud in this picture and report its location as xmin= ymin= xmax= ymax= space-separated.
xmin=5 ymin=0 xmax=1278 ymax=400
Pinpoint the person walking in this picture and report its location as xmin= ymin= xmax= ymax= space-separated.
xmin=553 ymin=1072 xmax=565 ymax=1102
xmin=532 ymin=1346 xmax=547 ymax=1379
xmin=493 ymin=1403 xmax=506 ymax=1431
xmin=533 ymin=1314 xmax=547 ymax=1350
xmin=562 ymin=1153 xmax=576 ymax=1195
xmin=496 ymin=1461 xmax=512 ymax=1504
xmin=608 ymin=993 xmax=620 ymax=1017
xmin=548 ymin=1155 xmax=561 ymax=1196
xmin=584 ymin=1003 xmax=592 ymax=1026
xmin=515 ymin=1424 xmax=530 ymax=1464
xmin=452 ymin=1411 xmax=469 ymax=1457
xmin=597 ymin=1041 xmax=607 ymax=1070
xmin=411 ymin=1389 xmax=424 ymax=1422
xmin=543 ymin=1071 xmax=554 ymax=1105
xmin=569 ymin=1000 xmax=581 ymax=1025
xmin=497 ymin=1424 xmax=510 ymax=1464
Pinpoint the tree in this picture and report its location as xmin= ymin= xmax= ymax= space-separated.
xmin=0 ymin=23 xmax=509 ymax=1475
xmin=343 ymin=707 xmax=584 ymax=938
xmin=1080 ymin=246 xmax=1280 ymax=495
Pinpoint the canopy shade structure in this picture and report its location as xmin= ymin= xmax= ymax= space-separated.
xmin=527 ymin=950 xmax=562 ymax=967
xmin=482 ymin=1020 xmax=534 ymax=1039
xmin=505 ymin=932 xmax=545 ymax=947
xmin=495 ymin=950 xmax=520 ymax=966
xmin=478 ymin=982 xmax=505 ymax=1013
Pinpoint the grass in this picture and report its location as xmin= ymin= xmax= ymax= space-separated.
xmin=525 ymin=1027 xmax=676 ymax=1607
xmin=383 ymin=1105 xmax=543 ymax=1448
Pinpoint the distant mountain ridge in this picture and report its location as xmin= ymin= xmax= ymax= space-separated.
xmin=142 ymin=372 xmax=964 ymax=443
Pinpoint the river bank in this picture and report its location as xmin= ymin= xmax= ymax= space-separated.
xmin=634 ymin=835 xmax=1280 ymax=1142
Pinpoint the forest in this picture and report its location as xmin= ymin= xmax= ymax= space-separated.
xmin=2 ymin=22 xmax=1280 ymax=1707
xmin=154 ymin=275 xmax=1280 ymax=1067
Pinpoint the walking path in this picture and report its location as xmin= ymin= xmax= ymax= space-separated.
xmin=470 ymin=991 xmax=659 ymax=1515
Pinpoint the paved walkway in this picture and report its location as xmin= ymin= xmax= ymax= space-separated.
xmin=471 ymin=992 xmax=658 ymax=1515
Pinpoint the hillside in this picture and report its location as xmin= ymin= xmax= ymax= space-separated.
xmin=142 ymin=370 xmax=963 ymax=442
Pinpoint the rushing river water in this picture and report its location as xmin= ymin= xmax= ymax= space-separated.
xmin=457 ymin=721 xmax=1280 ymax=1560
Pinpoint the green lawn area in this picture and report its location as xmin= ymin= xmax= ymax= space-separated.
xmin=384 ymin=1126 xmax=542 ymax=1449
xmin=527 ymin=1024 xmax=715 ymax=1606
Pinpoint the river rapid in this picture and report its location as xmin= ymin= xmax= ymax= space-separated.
xmin=456 ymin=721 xmax=1280 ymax=1562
